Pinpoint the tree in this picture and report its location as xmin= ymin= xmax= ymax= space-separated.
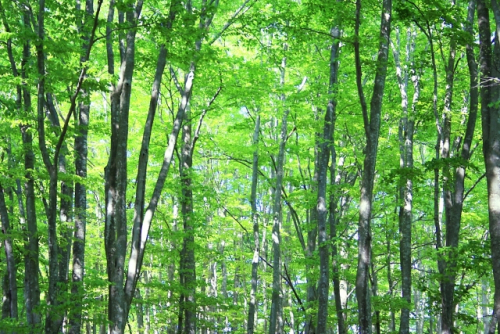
xmin=478 ymin=0 xmax=500 ymax=332
xmin=354 ymin=0 xmax=392 ymax=332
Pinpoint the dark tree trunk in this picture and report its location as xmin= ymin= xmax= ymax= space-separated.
xmin=0 ymin=2 xmax=21 ymax=327
xmin=478 ymin=1 xmax=500 ymax=332
xmin=104 ymin=2 xmax=143 ymax=332
xmin=69 ymin=1 xmax=95 ymax=333
xmin=179 ymin=110 xmax=197 ymax=334
xmin=316 ymin=24 xmax=341 ymax=334
xmin=20 ymin=16 xmax=41 ymax=327
xmin=0 ymin=185 xmax=18 ymax=325
xmin=20 ymin=125 xmax=41 ymax=331
xmin=354 ymin=0 xmax=392 ymax=332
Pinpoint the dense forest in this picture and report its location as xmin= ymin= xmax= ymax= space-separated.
xmin=1 ymin=0 xmax=500 ymax=333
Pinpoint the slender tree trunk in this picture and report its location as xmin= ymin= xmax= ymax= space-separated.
xmin=12 ymin=7 xmax=43 ymax=332
xmin=316 ymin=24 xmax=341 ymax=334
xmin=306 ymin=138 xmax=319 ymax=334
xmin=304 ymin=95 xmax=321 ymax=333
xmin=329 ymin=156 xmax=349 ymax=334
xmin=0 ymin=2 xmax=20 ymax=325
xmin=70 ymin=1 xmax=95 ymax=332
xmin=33 ymin=2 xmax=66 ymax=330
xmin=269 ymin=52 xmax=288 ymax=334
xmin=104 ymin=2 xmax=143 ymax=332
xmin=136 ymin=289 xmax=144 ymax=334
xmin=0 ymin=185 xmax=18 ymax=326
xmin=439 ymin=20 xmax=458 ymax=334
xmin=247 ymin=114 xmax=261 ymax=334
xmin=354 ymin=0 xmax=392 ymax=332
xmin=391 ymin=25 xmax=418 ymax=334
xmin=440 ymin=3 xmax=478 ymax=333
xmin=179 ymin=109 xmax=197 ymax=334
xmin=478 ymin=1 xmax=500 ymax=332
xmin=482 ymin=278 xmax=491 ymax=334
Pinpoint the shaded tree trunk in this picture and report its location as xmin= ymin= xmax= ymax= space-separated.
xmin=316 ymin=23 xmax=341 ymax=334
xmin=104 ymin=2 xmax=143 ymax=332
xmin=0 ymin=2 xmax=21 ymax=327
xmin=70 ymin=1 xmax=95 ymax=332
xmin=0 ymin=185 xmax=18 ymax=326
xmin=478 ymin=1 xmax=500 ymax=332
xmin=178 ymin=109 xmax=197 ymax=334
xmin=354 ymin=0 xmax=392 ymax=332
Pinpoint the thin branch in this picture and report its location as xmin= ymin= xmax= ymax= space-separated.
xmin=283 ymin=263 xmax=306 ymax=313
xmin=221 ymin=204 xmax=249 ymax=234
xmin=463 ymin=172 xmax=486 ymax=200
xmin=208 ymin=0 xmax=257 ymax=45
xmin=169 ymin=66 xmax=184 ymax=95
xmin=191 ymin=85 xmax=222 ymax=155
xmin=54 ymin=0 xmax=104 ymax=166
xmin=354 ymin=0 xmax=369 ymax=138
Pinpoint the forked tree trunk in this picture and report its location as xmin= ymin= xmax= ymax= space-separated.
xmin=104 ymin=1 xmax=143 ymax=332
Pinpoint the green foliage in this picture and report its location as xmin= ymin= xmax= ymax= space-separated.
xmin=0 ymin=0 xmax=494 ymax=333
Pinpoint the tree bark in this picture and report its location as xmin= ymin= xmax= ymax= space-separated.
xmin=19 ymin=10 xmax=41 ymax=327
xmin=391 ymin=26 xmax=418 ymax=334
xmin=0 ymin=2 xmax=22 ymax=327
xmin=70 ymin=1 xmax=95 ymax=333
xmin=104 ymin=2 xmax=143 ymax=332
xmin=0 ymin=185 xmax=18 ymax=326
xmin=436 ymin=3 xmax=478 ymax=333
xmin=247 ymin=114 xmax=261 ymax=334
xmin=478 ymin=1 xmax=500 ymax=332
xmin=329 ymin=155 xmax=352 ymax=334
xmin=178 ymin=109 xmax=197 ymax=334
xmin=354 ymin=0 xmax=392 ymax=332
xmin=316 ymin=24 xmax=341 ymax=334
xmin=269 ymin=52 xmax=288 ymax=334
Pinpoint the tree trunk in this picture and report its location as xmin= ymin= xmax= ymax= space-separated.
xmin=104 ymin=2 xmax=143 ymax=332
xmin=269 ymin=53 xmax=289 ymax=334
xmin=11 ymin=6 xmax=43 ymax=332
xmin=354 ymin=0 xmax=392 ymax=332
xmin=247 ymin=114 xmax=261 ymax=334
xmin=0 ymin=185 xmax=18 ymax=325
xmin=179 ymin=108 xmax=197 ymax=334
xmin=391 ymin=25 xmax=418 ymax=334
xmin=439 ymin=20 xmax=458 ymax=334
xmin=478 ymin=1 xmax=500 ymax=332
xmin=439 ymin=3 xmax=478 ymax=333
xmin=0 ymin=2 xmax=20 ymax=325
xmin=329 ymin=154 xmax=351 ymax=334
xmin=316 ymin=24 xmax=341 ymax=334
xmin=70 ymin=1 xmax=95 ymax=332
